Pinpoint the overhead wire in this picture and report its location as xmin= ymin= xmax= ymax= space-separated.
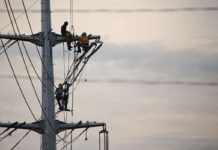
xmin=1 ymin=0 xmax=105 ymax=147
xmin=0 ymin=0 xmax=39 ymax=32
xmin=1 ymin=33 xmax=37 ymax=122
xmin=0 ymin=122 xmax=26 ymax=142
xmin=10 ymin=130 xmax=31 ymax=150
xmin=1 ymin=7 xmax=218 ymax=13
xmin=21 ymin=0 xmax=57 ymax=89
xmin=5 ymin=0 xmax=39 ymax=120
xmin=4 ymin=0 xmax=65 ymax=143
xmin=0 ymin=122 xmax=18 ymax=136
xmin=0 ymin=40 xmax=17 ymax=56
xmin=60 ymin=128 xmax=89 ymax=150
xmin=7 ymin=0 xmax=51 ymax=96
xmin=0 ymin=39 xmax=11 ymax=51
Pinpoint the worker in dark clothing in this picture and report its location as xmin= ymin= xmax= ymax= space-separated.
xmin=55 ymin=83 xmax=64 ymax=110
xmin=61 ymin=21 xmax=72 ymax=50
xmin=62 ymin=83 xmax=71 ymax=111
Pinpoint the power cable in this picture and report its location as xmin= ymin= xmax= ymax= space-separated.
xmin=21 ymin=0 xmax=57 ymax=89
xmin=1 ymin=37 xmax=37 ymax=122
xmin=1 ymin=7 xmax=218 ymax=13
xmin=7 ymin=0 xmax=57 ymax=137
xmin=60 ymin=128 xmax=89 ymax=150
xmin=3 ymin=1 xmax=62 ymax=143
xmin=0 ymin=0 xmax=39 ymax=32
xmin=7 ymin=0 xmax=50 ymax=96
xmin=0 ymin=122 xmax=18 ymax=136
xmin=0 ymin=122 xmax=26 ymax=142
xmin=0 ymin=39 xmax=11 ymax=51
xmin=5 ymin=0 xmax=39 ymax=120
xmin=69 ymin=41 xmax=103 ymax=84
xmin=0 ymin=40 xmax=17 ymax=56
xmin=10 ymin=130 xmax=31 ymax=150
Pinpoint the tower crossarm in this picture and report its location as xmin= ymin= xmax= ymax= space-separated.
xmin=0 ymin=32 xmax=101 ymax=47
xmin=57 ymin=120 xmax=105 ymax=133
xmin=0 ymin=32 xmax=44 ymax=46
xmin=54 ymin=33 xmax=101 ymax=46
xmin=0 ymin=121 xmax=43 ymax=134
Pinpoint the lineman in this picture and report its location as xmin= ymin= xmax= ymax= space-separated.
xmin=76 ymin=32 xmax=96 ymax=53
xmin=62 ymin=83 xmax=71 ymax=111
xmin=55 ymin=83 xmax=64 ymax=110
xmin=55 ymin=82 xmax=71 ymax=111
xmin=61 ymin=21 xmax=72 ymax=50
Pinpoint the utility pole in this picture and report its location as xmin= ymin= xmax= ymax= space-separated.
xmin=41 ymin=0 xmax=56 ymax=149
xmin=0 ymin=0 xmax=107 ymax=150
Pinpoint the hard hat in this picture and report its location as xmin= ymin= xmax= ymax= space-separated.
xmin=81 ymin=32 xmax=87 ymax=36
xmin=58 ymin=83 xmax=63 ymax=87
xmin=64 ymin=21 xmax=68 ymax=25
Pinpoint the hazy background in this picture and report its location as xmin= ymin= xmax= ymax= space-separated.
xmin=0 ymin=0 xmax=218 ymax=150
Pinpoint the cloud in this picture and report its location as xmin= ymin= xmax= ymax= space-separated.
xmin=80 ymin=42 xmax=218 ymax=82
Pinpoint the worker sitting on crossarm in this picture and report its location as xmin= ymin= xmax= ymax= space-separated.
xmin=61 ymin=21 xmax=72 ymax=50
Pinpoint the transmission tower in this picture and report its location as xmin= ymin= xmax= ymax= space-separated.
xmin=0 ymin=0 xmax=107 ymax=150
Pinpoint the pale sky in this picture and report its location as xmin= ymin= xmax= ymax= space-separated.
xmin=0 ymin=0 xmax=218 ymax=150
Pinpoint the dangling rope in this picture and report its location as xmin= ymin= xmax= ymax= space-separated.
xmin=63 ymin=43 xmax=66 ymax=78
xmin=70 ymin=0 xmax=75 ymax=34
xmin=69 ymin=1 xmax=75 ymax=149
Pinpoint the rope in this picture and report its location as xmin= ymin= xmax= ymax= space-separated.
xmin=63 ymin=43 xmax=66 ymax=78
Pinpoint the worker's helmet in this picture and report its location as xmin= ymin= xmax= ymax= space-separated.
xmin=81 ymin=32 xmax=87 ymax=36
xmin=58 ymin=83 xmax=63 ymax=88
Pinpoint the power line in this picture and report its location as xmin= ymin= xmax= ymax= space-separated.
xmin=0 ymin=40 xmax=17 ymax=56
xmin=1 ymin=7 xmax=218 ymax=13
xmin=1 ymin=2 xmax=38 ymax=121
xmin=1 ymin=75 xmax=218 ymax=87
xmin=21 ymin=0 xmax=57 ymax=90
xmin=0 ymin=0 xmax=39 ymax=32
xmin=3 ymin=0 xmax=65 ymax=140
xmin=0 ymin=122 xmax=26 ymax=142
xmin=6 ymin=0 xmax=42 ymax=119
xmin=59 ymin=128 xmax=89 ymax=150
xmin=0 ymin=122 xmax=18 ymax=136
xmin=10 ymin=130 xmax=31 ymax=150
xmin=3 ymin=0 xmax=62 ymax=143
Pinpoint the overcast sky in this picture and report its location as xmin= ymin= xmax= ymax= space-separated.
xmin=0 ymin=0 xmax=218 ymax=150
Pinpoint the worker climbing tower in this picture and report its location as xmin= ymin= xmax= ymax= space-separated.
xmin=0 ymin=0 xmax=108 ymax=149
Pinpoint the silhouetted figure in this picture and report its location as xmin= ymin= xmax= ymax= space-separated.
xmin=55 ymin=83 xmax=63 ymax=110
xmin=61 ymin=21 xmax=72 ymax=50
xmin=62 ymin=83 xmax=70 ymax=111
